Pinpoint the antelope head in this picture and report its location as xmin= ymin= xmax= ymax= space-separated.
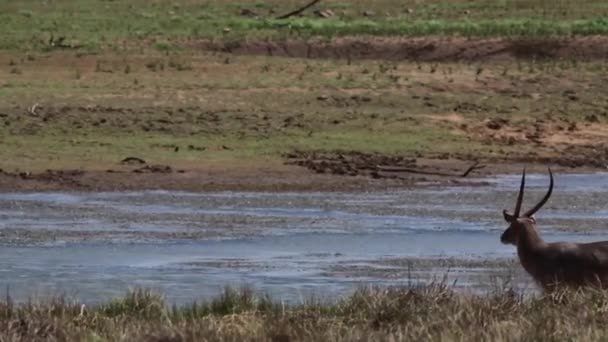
xmin=500 ymin=168 xmax=554 ymax=245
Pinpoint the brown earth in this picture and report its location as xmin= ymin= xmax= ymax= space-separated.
xmin=191 ymin=36 xmax=608 ymax=62
xmin=0 ymin=163 xmax=419 ymax=193
xmin=2 ymin=38 xmax=608 ymax=193
xmin=0 ymin=155 xmax=601 ymax=193
xmin=0 ymin=160 xmax=465 ymax=193
xmin=454 ymin=115 xmax=608 ymax=168
xmin=283 ymin=150 xmax=486 ymax=179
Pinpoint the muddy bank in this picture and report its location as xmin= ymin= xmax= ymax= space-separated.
xmin=192 ymin=36 xmax=608 ymax=62
xmin=284 ymin=150 xmax=608 ymax=180
xmin=0 ymin=164 xmax=418 ymax=193
xmin=0 ymin=154 xmax=604 ymax=193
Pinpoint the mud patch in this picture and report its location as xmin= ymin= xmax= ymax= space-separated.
xmin=460 ymin=117 xmax=608 ymax=169
xmin=191 ymin=36 xmax=608 ymax=62
xmin=132 ymin=165 xmax=173 ymax=174
xmin=283 ymin=150 xmax=485 ymax=180
xmin=0 ymin=169 xmax=89 ymax=189
xmin=284 ymin=150 xmax=415 ymax=177
xmin=0 ymin=164 xmax=425 ymax=193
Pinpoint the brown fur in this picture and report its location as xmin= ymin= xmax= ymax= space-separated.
xmin=501 ymin=217 xmax=608 ymax=291
xmin=501 ymin=169 xmax=608 ymax=292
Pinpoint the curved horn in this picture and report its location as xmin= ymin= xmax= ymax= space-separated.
xmin=523 ymin=168 xmax=554 ymax=217
xmin=513 ymin=168 xmax=526 ymax=217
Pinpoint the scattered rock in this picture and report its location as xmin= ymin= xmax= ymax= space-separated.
xmin=585 ymin=114 xmax=600 ymax=123
xmin=132 ymin=165 xmax=172 ymax=174
xmin=239 ymin=8 xmax=257 ymax=17
xmin=525 ymin=132 xmax=542 ymax=143
xmin=362 ymin=10 xmax=375 ymax=17
xmin=317 ymin=95 xmax=329 ymax=101
xmin=567 ymin=94 xmax=579 ymax=101
xmin=120 ymin=157 xmax=146 ymax=165
xmin=187 ymin=145 xmax=206 ymax=151
xmin=284 ymin=150 xmax=416 ymax=178
xmin=48 ymin=35 xmax=82 ymax=49
xmin=313 ymin=9 xmax=335 ymax=18
xmin=486 ymin=117 xmax=509 ymax=130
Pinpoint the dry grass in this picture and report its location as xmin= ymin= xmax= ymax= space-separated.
xmin=3 ymin=285 xmax=608 ymax=341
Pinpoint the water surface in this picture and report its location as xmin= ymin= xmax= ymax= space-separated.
xmin=1 ymin=172 xmax=607 ymax=304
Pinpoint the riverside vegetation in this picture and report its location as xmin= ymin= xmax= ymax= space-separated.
xmin=4 ymin=285 xmax=608 ymax=341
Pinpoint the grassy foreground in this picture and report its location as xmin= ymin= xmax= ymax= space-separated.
xmin=4 ymin=285 xmax=608 ymax=341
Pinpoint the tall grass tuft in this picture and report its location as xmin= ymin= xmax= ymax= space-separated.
xmin=99 ymin=288 xmax=167 ymax=319
xmin=3 ymin=284 xmax=608 ymax=340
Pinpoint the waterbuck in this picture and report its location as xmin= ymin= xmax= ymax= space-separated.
xmin=501 ymin=168 xmax=608 ymax=292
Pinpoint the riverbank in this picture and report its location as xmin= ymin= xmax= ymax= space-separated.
xmin=4 ymin=1 xmax=608 ymax=193
xmin=2 ymin=49 xmax=607 ymax=192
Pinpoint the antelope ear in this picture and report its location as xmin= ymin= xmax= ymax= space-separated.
xmin=529 ymin=215 xmax=537 ymax=224
xmin=503 ymin=210 xmax=515 ymax=222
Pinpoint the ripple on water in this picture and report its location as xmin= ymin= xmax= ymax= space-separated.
xmin=0 ymin=172 xmax=607 ymax=303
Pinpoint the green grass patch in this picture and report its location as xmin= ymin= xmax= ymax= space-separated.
xmin=2 ymin=0 xmax=608 ymax=52
xmin=0 ymin=126 xmax=473 ymax=170
xmin=245 ymin=17 xmax=608 ymax=38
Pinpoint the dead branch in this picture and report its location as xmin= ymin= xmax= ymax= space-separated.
xmin=276 ymin=0 xmax=322 ymax=19
xmin=376 ymin=161 xmax=485 ymax=178
xmin=460 ymin=161 xmax=485 ymax=177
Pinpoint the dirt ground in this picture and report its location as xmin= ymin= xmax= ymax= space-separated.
xmin=193 ymin=36 xmax=608 ymax=62
xmin=0 ymin=157 xmax=598 ymax=193
xmin=2 ymin=36 xmax=608 ymax=193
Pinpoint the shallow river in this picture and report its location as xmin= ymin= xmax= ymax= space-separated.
xmin=1 ymin=172 xmax=608 ymax=304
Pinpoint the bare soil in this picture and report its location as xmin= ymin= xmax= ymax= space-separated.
xmin=192 ymin=36 xmax=608 ymax=62
xmin=0 ymin=162 xmax=416 ymax=192
xmin=0 ymin=162 xmax=473 ymax=193
xmin=0 ymin=155 xmax=600 ymax=193
xmin=459 ymin=116 xmax=608 ymax=168
xmin=2 ymin=37 xmax=608 ymax=193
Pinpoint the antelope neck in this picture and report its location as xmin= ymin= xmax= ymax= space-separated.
xmin=516 ymin=221 xmax=544 ymax=250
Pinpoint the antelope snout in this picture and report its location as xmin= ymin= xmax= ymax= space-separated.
xmin=500 ymin=230 xmax=510 ymax=244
